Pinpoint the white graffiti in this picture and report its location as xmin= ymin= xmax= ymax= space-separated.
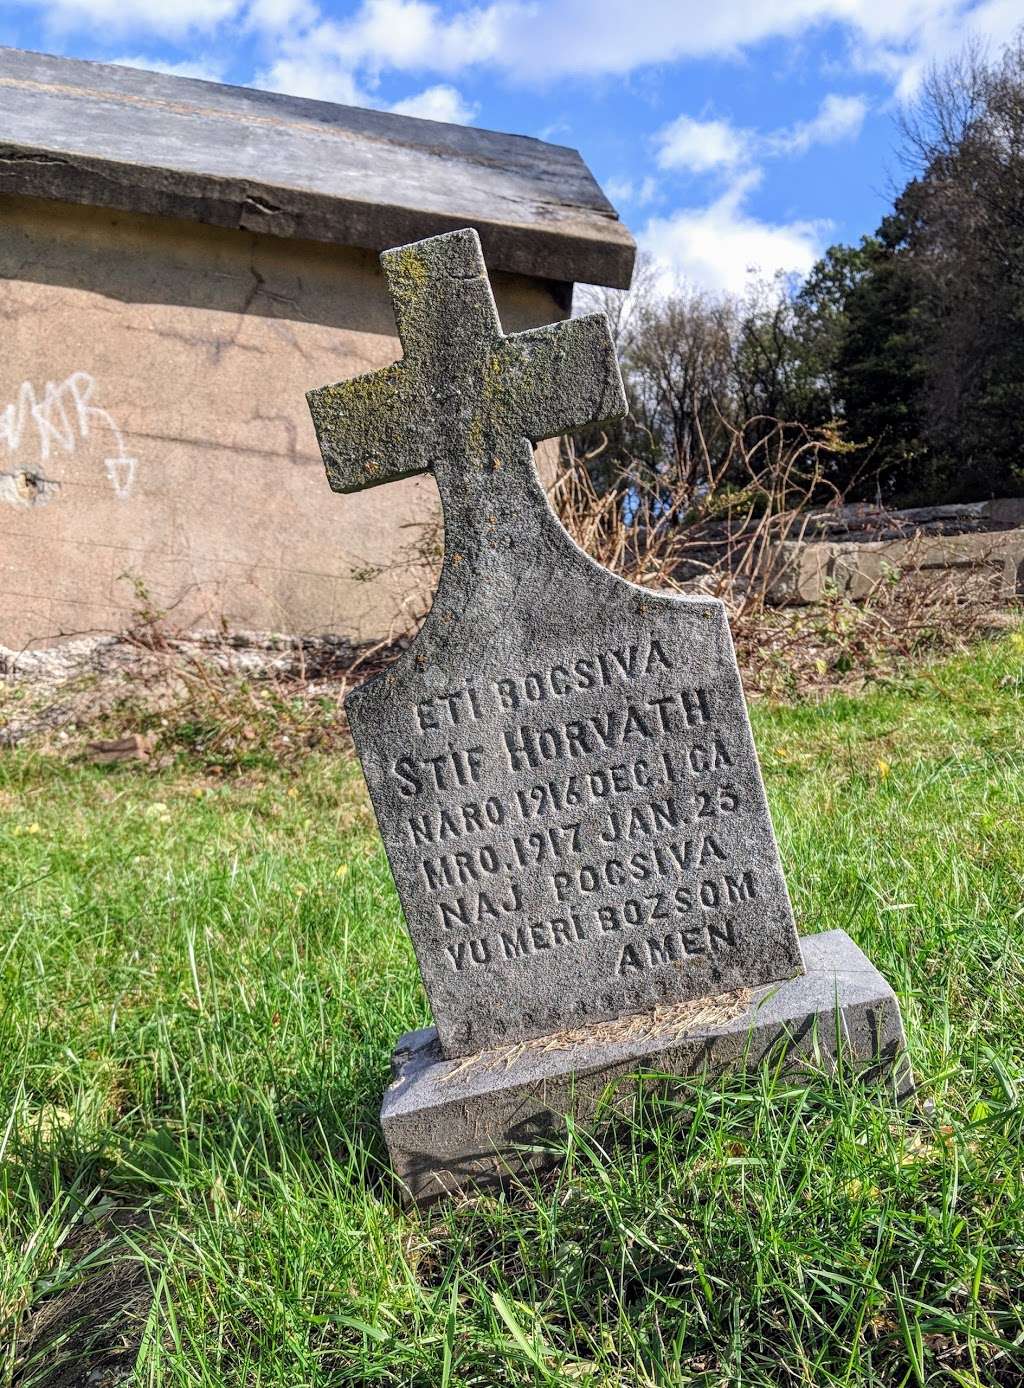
xmin=0 ymin=372 xmax=139 ymax=502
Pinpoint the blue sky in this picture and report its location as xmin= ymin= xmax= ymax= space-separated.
xmin=2 ymin=0 xmax=1022 ymax=293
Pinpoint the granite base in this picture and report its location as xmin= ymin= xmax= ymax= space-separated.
xmin=381 ymin=929 xmax=912 ymax=1205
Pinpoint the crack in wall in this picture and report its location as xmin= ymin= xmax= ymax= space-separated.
xmin=0 ymin=151 xmax=70 ymax=167
xmin=244 ymin=194 xmax=283 ymax=216
xmin=0 ymin=468 xmax=60 ymax=507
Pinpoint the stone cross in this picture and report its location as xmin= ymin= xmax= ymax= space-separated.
xmin=308 ymin=228 xmax=623 ymax=498
xmin=308 ymin=228 xmax=804 ymax=1060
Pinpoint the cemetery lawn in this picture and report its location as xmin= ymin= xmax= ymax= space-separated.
xmin=2 ymin=634 xmax=1023 ymax=1387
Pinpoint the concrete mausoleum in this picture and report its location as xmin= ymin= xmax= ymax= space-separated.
xmin=0 ymin=45 xmax=634 ymax=651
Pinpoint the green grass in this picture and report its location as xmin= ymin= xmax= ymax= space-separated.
xmin=2 ymin=636 xmax=1024 ymax=1386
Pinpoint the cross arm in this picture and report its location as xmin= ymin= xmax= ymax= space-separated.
xmin=307 ymin=361 xmax=430 ymax=495
xmin=500 ymin=314 xmax=628 ymax=443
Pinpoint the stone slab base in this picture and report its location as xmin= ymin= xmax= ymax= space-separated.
xmin=381 ymin=930 xmax=913 ymax=1205
xmin=767 ymin=527 xmax=1024 ymax=605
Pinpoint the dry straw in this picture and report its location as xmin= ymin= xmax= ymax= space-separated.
xmin=438 ymin=986 xmax=755 ymax=1087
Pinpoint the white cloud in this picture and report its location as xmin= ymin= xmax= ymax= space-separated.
xmin=655 ymin=115 xmax=749 ymax=173
xmin=16 ymin=0 xmax=242 ymax=37
xmin=243 ymin=0 xmax=318 ymax=32
xmin=636 ymin=92 xmax=863 ymax=294
xmin=653 ymin=93 xmax=868 ymax=181
xmin=390 ymin=83 xmax=477 ymax=123
xmin=256 ymin=46 xmax=478 ymax=123
xmin=254 ymin=51 xmax=367 ymax=104
xmin=537 ymin=120 xmax=573 ymax=142
xmin=640 ymin=170 xmax=826 ymax=294
xmin=11 ymin=0 xmax=1016 ymax=105
xmin=237 ymin=0 xmax=1021 ymax=98
xmin=604 ymin=176 xmax=633 ymax=203
xmin=108 ymin=53 xmax=228 ymax=82
xmin=294 ymin=0 xmax=505 ymax=74
xmin=845 ymin=0 xmax=1024 ymax=99
xmin=254 ymin=1 xmax=496 ymax=112
xmin=770 ymin=93 xmax=869 ymax=153
xmin=603 ymin=175 xmax=659 ymax=207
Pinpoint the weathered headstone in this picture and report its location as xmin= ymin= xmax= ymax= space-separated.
xmin=308 ymin=228 xmax=911 ymax=1202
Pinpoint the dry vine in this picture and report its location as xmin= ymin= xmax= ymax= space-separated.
xmin=553 ymin=418 xmax=1013 ymax=698
xmin=2 ymin=417 xmax=1015 ymax=763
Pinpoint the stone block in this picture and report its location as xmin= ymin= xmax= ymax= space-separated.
xmin=768 ymin=528 xmax=1024 ymax=606
xmin=382 ymin=929 xmax=912 ymax=1205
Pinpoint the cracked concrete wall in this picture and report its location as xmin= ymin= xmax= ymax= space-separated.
xmin=0 ymin=195 xmax=568 ymax=650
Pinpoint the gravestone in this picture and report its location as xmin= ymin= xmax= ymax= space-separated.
xmin=308 ymin=229 xmax=911 ymax=1203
